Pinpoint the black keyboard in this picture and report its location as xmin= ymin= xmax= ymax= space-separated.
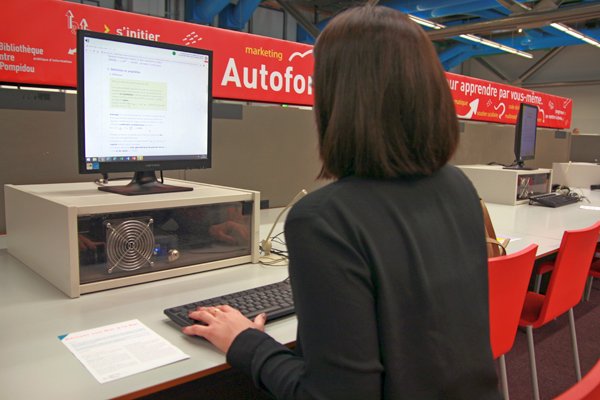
xmin=528 ymin=193 xmax=580 ymax=208
xmin=164 ymin=279 xmax=294 ymax=327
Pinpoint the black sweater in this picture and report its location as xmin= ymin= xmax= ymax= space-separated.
xmin=227 ymin=165 xmax=502 ymax=400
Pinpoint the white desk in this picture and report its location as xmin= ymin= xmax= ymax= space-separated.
xmin=552 ymin=162 xmax=600 ymax=189
xmin=2 ymin=196 xmax=600 ymax=399
xmin=486 ymin=188 xmax=600 ymax=257
xmin=0 ymin=208 xmax=296 ymax=400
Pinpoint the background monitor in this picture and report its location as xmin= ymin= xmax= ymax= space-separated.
xmin=569 ymin=134 xmax=600 ymax=163
xmin=77 ymin=30 xmax=212 ymax=195
xmin=504 ymin=103 xmax=538 ymax=170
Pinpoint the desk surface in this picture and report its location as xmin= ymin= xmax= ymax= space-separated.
xmin=2 ymin=194 xmax=600 ymax=399
xmin=487 ymin=188 xmax=600 ymax=257
xmin=552 ymin=162 xmax=600 ymax=189
xmin=0 ymin=208 xmax=296 ymax=400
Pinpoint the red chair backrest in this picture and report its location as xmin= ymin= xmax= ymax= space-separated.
xmin=488 ymin=244 xmax=538 ymax=358
xmin=540 ymin=221 xmax=600 ymax=324
xmin=554 ymin=359 xmax=600 ymax=400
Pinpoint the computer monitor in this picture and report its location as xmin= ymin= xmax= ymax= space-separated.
xmin=504 ymin=103 xmax=538 ymax=170
xmin=77 ymin=30 xmax=212 ymax=195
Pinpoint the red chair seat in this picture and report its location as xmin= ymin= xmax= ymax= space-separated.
xmin=536 ymin=261 xmax=555 ymax=275
xmin=586 ymin=258 xmax=600 ymax=301
xmin=590 ymin=259 xmax=600 ymax=278
xmin=520 ymin=292 xmax=545 ymax=327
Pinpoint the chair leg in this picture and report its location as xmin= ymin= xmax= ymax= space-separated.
xmin=526 ymin=326 xmax=540 ymax=400
xmin=498 ymin=354 xmax=510 ymax=400
xmin=533 ymin=273 xmax=542 ymax=293
xmin=568 ymin=308 xmax=582 ymax=381
xmin=584 ymin=276 xmax=594 ymax=301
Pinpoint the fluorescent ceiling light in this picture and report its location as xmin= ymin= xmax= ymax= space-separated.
xmin=408 ymin=15 xmax=445 ymax=30
xmin=550 ymin=22 xmax=600 ymax=48
xmin=19 ymin=86 xmax=62 ymax=92
xmin=0 ymin=85 xmax=77 ymax=94
xmin=460 ymin=34 xmax=533 ymax=58
xmin=409 ymin=15 xmax=533 ymax=59
xmin=506 ymin=0 xmax=600 ymax=50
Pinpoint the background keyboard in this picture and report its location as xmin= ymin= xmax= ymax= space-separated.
xmin=164 ymin=279 xmax=294 ymax=327
xmin=529 ymin=193 xmax=580 ymax=208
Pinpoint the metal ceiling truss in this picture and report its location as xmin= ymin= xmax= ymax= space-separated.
xmin=185 ymin=0 xmax=261 ymax=29
xmin=184 ymin=0 xmax=600 ymax=74
xmin=474 ymin=45 xmax=564 ymax=84
xmin=386 ymin=0 xmax=600 ymax=71
xmin=426 ymin=2 xmax=600 ymax=40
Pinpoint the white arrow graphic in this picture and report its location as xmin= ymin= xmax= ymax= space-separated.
xmin=457 ymin=98 xmax=479 ymax=119
xmin=66 ymin=10 xmax=74 ymax=29
xmin=539 ymin=108 xmax=545 ymax=122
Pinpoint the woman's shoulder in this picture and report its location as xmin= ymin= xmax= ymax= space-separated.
xmin=285 ymin=179 xmax=364 ymax=225
xmin=287 ymin=166 xmax=477 ymax=220
xmin=287 ymin=182 xmax=340 ymax=218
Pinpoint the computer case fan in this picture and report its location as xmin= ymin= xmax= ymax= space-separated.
xmin=105 ymin=217 xmax=154 ymax=274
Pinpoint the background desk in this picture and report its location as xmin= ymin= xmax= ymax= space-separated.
xmin=0 ymin=208 xmax=296 ymax=400
xmin=552 ymin=162 xmax=600 ymax=189
xmin=486 ymin=188 xmax=600 ymax=257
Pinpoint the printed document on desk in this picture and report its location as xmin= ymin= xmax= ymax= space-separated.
xmin=59 ymin=319 xmax=189 ymax=383
xmin=580 ymin=205 xmax=600 ymax=211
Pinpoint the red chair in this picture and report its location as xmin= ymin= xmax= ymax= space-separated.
xmin=533 ymin=258 xmax=556 ymax=293
xmin=519 ymin=221 xmax=600 ymax=400
xmin=583 ymin=257 xmax=600 ymax=301
xmin=535 ymin=239 xmax=600 ymax=295
xmin=554 ymin=359 xmax=600 ymax=400
xmin=489 ymin=244 xmax=538 ymax=400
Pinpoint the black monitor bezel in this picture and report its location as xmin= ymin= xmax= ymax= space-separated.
xmin=76 ymin=30 xmax=213 ymax=176
xmin=514 ymin=102 xmax=538 ymax=163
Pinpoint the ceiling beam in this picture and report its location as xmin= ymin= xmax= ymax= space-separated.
xmin=522 ymin=79 xmax=600 ymax=88
xmin=275 ymin=0 xmax=320 ymax=39
xmin=474 ymin=58 xmax=510 ymax=82
xmin=513 ymin=46 xmax=564 ymax=85
xmin=427 ymin=3 xmax=600 ymax=40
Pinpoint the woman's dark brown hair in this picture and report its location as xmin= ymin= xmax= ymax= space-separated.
xmin=313 ymin=5 xmax=459 ymax=179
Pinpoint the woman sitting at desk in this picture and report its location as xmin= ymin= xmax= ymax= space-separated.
xmin=183 ymin=5 xmax=501 ymax=399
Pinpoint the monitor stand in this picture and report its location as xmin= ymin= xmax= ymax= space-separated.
xmin=98 ymin=171 xmax=193 ymax=196
xmin=503 ymin=161 xmax=537 ymax=171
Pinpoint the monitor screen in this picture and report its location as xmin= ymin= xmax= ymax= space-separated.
xmin=77 ymin=30 xmax=212 ymax=195
xmin=505 ymin=103 xmax=538 ymax=170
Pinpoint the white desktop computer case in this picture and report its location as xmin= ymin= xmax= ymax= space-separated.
xmin=5 ymin=179 xmax=260 ymax=297
xmin=458 ymin=165 xmax=553 ymax=205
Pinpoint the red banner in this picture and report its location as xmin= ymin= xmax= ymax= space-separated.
xmin=0 ymin=0 xmax=314 ymax=106
xmin=0 ymin=0 xmax=572 ymax=128
xmin=446 ymin=72 xmax=572 ymax=129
